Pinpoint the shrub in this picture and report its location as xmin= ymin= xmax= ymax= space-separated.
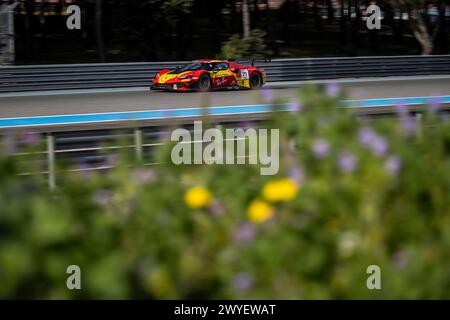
xmin=0 ymin=85 xmax=449 ymax=299
xmin=220 ymin=29 xmax=270 ymax=60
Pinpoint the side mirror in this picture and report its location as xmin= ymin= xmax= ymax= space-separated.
xmin=231 ymin=68 xmax=239 ymax=73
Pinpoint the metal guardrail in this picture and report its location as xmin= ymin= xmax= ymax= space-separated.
xmin=12 ymin=122 xmax=256 ymax=188
xmin=7 ymin=106 xmax=448 ymax=189
xmin=2 ymin=55 xmax=450 ymax=92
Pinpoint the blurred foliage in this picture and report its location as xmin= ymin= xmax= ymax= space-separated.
xmin=221 ymin=29 xmax=271 ymax=59
xmin=15 ymin=0 xmax=448 ymax=64
xmin=0 ymin=86 xmax=450 ymax=299
xmin=161 ymin=0 xmax=194 ymax=17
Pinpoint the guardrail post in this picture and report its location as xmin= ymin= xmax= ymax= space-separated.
xmin=415 ymin=113 xmax=424 ymax=138
xmin=134 ymin=128 xmax=143 ymax=162
xmin=47 ymin=133 xmax=56 ymax=190
xmin=415 ymin=113 xmax=423 ymax=123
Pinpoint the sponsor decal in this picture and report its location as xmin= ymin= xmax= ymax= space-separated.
xmin=241 ymin=69 xmax=249 ymax=80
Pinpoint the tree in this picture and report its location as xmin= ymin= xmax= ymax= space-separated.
xmin=252 ymin=0 xmax=261 ymax=23
xmin=435 ymin=1 xmax=449 ymax=54
xmin=23 ymin=0 xmax=35 ymax=59
xmin=221 ymin=29 xmax=269 ymax=59
xmin=95 ymin=0 xmax=106 ymax=62
xmin=242 ymin=0 xmax=250 ymax=38
xmin=340 ymin=0 xmax=349 ymax=50
xmin=263 ymin=0 xmax=277 ymax=55
xmin=313 ymin=0 xmax=323 ymax=31
xmin=388 ymin=0 xmax=444 ymax=55
xmin=160 ymin=0 xmax=194 ymax=59
xmin=327 ymin=0 xmax=334 ymax=24
xmin=107 ymin=0 xmax=194 ymax=60
xmin=350 ymin=0 xmax=361 ymax=55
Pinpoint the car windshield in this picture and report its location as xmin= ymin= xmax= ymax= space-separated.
xmin=176 ymin=62 xmax=210 ymax=72
xmin=211 ymin=62 xmax=229 ymax=71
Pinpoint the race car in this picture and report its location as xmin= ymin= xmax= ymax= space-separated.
xmin=150 ymin=59 xmax=267 ymax=91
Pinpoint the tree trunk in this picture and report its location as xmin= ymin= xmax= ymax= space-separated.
xmin=263 ymin=0 xmax=277 ymax=55
xmin=409 ymin=8 xmax=433 ymax=55
xmin=393 ymin=8 xmax=404 ymax=43
xmin=95 ymin=0 xmax=106 ymax=62
xmin=230 ymin=0 xmax=239 ymax=33
xmin=340 ymin=0 xmax=348 ymax=48
xmin=79 ymin=0 xmax=88 ymax=48
xmin=438 ymin=1 xmax=448 ymax=53
xmin=327 ymin=0 xmax=334 ymax=24
xmin=253 ymin=0 xmax=260 ymax=22
xmin=313 ymin=0 xmax=323 ymax=31
xmin=350 ymin=0 xmax=361 ymax=55
xmin=24 ymin=0 xmax=34 ymax=60
xmin=389 ymin=0 xmax=435 ymax=55
xmin=242 ymin=0 xmax=250 ymax=38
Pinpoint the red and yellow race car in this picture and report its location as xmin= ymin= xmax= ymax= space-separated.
xmin=151 ymin=59 xmax=267 ymax=91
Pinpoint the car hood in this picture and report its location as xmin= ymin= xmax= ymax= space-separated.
xmin=157 ymin=70 xmax=198 ymax=83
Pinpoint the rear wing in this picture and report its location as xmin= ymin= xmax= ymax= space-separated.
xmin=228 ymin=57 xmax=272 ymax=66
xmin=251 ymin=57 xmax=271 ymax=66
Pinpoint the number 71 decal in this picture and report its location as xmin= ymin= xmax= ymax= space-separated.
xmin=241 ymin=69 xmax=249 ymax=80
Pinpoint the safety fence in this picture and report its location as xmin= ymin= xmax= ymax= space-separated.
xmin=2 ymin=55 xmax=450 ymax=92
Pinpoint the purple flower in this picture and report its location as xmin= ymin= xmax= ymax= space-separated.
xmin=401 ymin=115 xmax=418 ymax=136
xmin=232 ymin=273 xmax=254 ymax=292
xmin=312 ymin=138 xmax=330 ymax=158
xmin=131 ymin=168 xmax=157 ymax=185
xmin=428 ymin=97 xmax=442 ymax=113
xmin=369 ymin=135 xmax=389 ymax=157
xmin=104 ymin=154 xmax=119 ymax=167
xmin=208 ymin=199 xmax=225 ymax=216
xmin=385 ymin=155 xmax=402 ymax=176
xmin=358 ymin=127 xmax=377 ymax=146
xmin=325 ymin=82 xmax=341 ymax=97
xmin=288 ymin=98 xmax=303 ymax=113
xmin=338 ymin=151 xmax=357 ymax=173
xmin=260 ymin=88 xmax=273 ymax=104
xmin=395 ymin=103 xmax=408 ymax=116
xmin=288 ymin=166 xmax=305 ymax=186
xmin=232 ymin=223 xmax=256 ymax=244
xmin=391 ymin=250 xmax=409 ymax=270
xmin=76 ymin=162 xmax=95 ymax=178
xmin=358 ymin=127 xmax=389 ymax=157
xmin=22 ymin=131 xmax=40 ymax=145
xmin=94 ymin=189 xmax=112 ymax=206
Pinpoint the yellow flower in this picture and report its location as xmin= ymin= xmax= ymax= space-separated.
xmin=262 ymin=178 xmax=299 ymax=202
xmin=247 ymin=200 xmax=274 ymax=223
xmin=184 ymin=186 xmax=212 ymax=208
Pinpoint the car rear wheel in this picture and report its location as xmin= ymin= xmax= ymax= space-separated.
xmin=198 ymin=74 xmax=212 ymax=91
xmin=250 ymin=73 xmax=262 ymax=89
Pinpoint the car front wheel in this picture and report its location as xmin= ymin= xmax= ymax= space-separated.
xmin=250 ymin=73 xmax=262 ymax=89
xmin=197 ymin=74 xmax=212 ymax=91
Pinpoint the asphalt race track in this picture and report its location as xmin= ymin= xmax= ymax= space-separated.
xmin=1 ymin=77 xmax=450 ymax=118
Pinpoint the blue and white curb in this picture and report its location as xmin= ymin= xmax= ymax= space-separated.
xmin=0 ymin=104 xmax=275 ymax=128
xmin=340 ymin=95 xmax=450 ymax=108
xmin=0 ymin=95 xmax=448 ymax=129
